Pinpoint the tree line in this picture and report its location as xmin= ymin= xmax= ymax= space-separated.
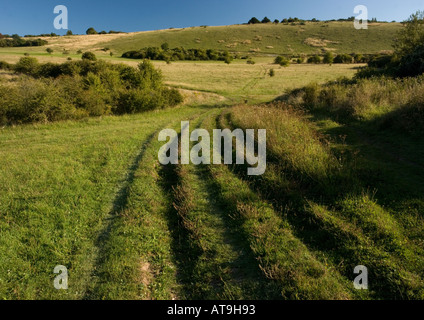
xmin=0 ymin=34 xmax=47 ymax=47
xmin=122 ymin=45 xmax=234 ymax=63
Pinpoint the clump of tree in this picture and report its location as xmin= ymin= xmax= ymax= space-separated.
xmin=274 ymin=56 xmax=290 ymax=66
xmin=357 ymin=11 xmax=424 ymax=78
xmin=307 ymin=55 xmax=321 ymax=64
xmin=86 ymin=27 xmax=98 ymax=35
xmin=334 ymin=54 xmax=353 ymax=64
xmin=122 ymin=46 xmax=235 ymax=63
xmin=0 ymin=34 xmax=47 ymax=47
xmin=323 ymin=52 xmax=334 ymax=64
xmin=0 ymin=58 xmax=183 ymax=125
xmin=248 ymin=17 xmax=261 ymax=24
xmin=82 ymin=52 xmax=97 ymax=61
xmin=24 ymin=33 xmax=58 ymax=37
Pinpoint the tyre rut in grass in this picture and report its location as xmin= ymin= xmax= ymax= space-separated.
xmin=85 ymin=107 xmax=207 ymax=299
xmin=169 ymin=108 xmax=281 ymax=299
xmin=221 ymin=105 xmax=424 ymax=299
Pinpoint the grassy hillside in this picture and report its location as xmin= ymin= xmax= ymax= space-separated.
xmin=98 ymin=22 xmax=402 ymax=56
xmin=0 ymin=21 xmax=402 ymax=60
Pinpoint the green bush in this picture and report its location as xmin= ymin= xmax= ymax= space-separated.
xmin=14 ymin=57 xmax=39 ymax=75
xmin=82 ymin=52 xmax=97 ymax=61
xmin=323 ymin=52 xmax=334 ymax=64
xmin=307 ymin=55 xmax=321 ymax=64
xmin=0 ymin=58 xmax=183 ymax=125
xmin=297 ymin=56 xmax=305 ymax=64
xmin=334 ymin=54 xmax=353 ymax=64
xmin=248 ymin=17 xmax=261 ymax=24
xmin=0 ymin=60 xmax=12 ymax=70
xmin=86 ymin=27 xmax=98 ymax=35
xmin=274 ymin=56 xmax=290 ymax=66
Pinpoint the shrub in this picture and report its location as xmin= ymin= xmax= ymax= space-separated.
xmin=224 ymin=56 xmax=233 ymax=64
xmin=307 ymin=55 xmax=321 ymax=64
xmin=248 ymin=17 xmax=261 ymax=24
xmin=334 ymin=54 xmax=353 ymax=64
xmin=0 ymin=60 xmax=12 ymax=70
xmin=82 ymin=52 xmax=97 ymax=61
xmin=323 ymin=52 xmax=334 ymax=64
xmin=66 ymin=30 xmax=73 ymax=36
xmin=14 ymin=57 xmax=39 ymax=75
xmin=0 ymin=58 xmax=183 ymax=125
xmin=274 ymin=56 xmax=290 ymax=66
xmin=269 ymin=69 xmax=275 ymax=77
xmin=354 ymin=54 xmax=365 ymax=63
xmin=262 ymin=17 xmax=271 ymax=23
xmin=46 ymin=48 xmax=54 ymax=54
xmin=86 ymin=27 xmax=98 ymax=35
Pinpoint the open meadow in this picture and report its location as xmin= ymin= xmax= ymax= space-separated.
xmin=0 ymin=19 xmax=423 ymax=300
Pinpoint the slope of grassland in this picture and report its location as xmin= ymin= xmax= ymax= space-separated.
xmin=0 ymin=21 xmax=401 ymax=59
xmin=97 ymin=22 xmax=401 ymax=56
xmin=1 ymin=97 xmax=422 ymax=299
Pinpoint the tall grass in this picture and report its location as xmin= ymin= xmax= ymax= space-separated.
xmin=283 ymin=76 xmax=424 ymax=134
xmin=226 ymin=104 xmax=424 ymax=299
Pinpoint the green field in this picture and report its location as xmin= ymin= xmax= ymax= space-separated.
xmin=99 ymin=22 xmax=401 ymax=56
xmin=1 ymin=20 xmax=423 ymax=300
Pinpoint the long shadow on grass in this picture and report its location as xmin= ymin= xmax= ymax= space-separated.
xmin=190 ymin=164 xmax=283 ymax=300
xmin=217 ymin=112 xmax=422 ymax=299
xmin=83 ymin=131 xmax=157 ymax=300
xmin=157 ymin=158 xmax=204 ymax=299
xmin=308 ymin=108 xmax=424 ymax=205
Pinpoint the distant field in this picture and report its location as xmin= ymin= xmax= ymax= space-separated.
xmin=0 ymin=53 xmax=360 ymax=104
xmin=151 ymin=60 xmax=360 ymax=103
xmin=0 ymin=21 xmax=401 ymax=59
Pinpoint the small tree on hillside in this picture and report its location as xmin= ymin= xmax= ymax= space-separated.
xmin=66 ymin=30 xmax=73 ymax=36
xmin=308 ymin=55 xmax=322 ymax=64
xmin=86 ymin=27 xmax=98 ymax=35
xmin=274 ymin=56 xmax=290 ymax=66
xmin=262 ymin=17 xmax=271 ymax=23
xmin=394 ymin=11 xmax=424 ymax=57
xmin=82 ymin=51 xmax=97 ymax=61
xmin=46 ymin=48 xmax=54 ymax=54
xmin=248 ymin=17 xmax=261 ymax=24
xmin=323 ymin=51 xmax=334 ymax=64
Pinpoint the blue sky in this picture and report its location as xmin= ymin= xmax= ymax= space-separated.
xmin=0 ymin=0 xmax=422 ymax=35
